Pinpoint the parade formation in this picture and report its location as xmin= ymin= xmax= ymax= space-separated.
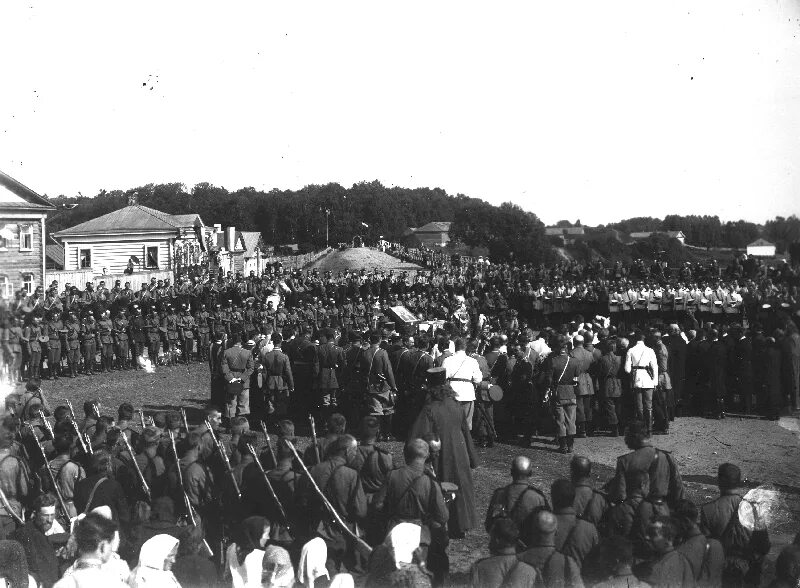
xmin=0 ymin=249 xmax=797 ymax=588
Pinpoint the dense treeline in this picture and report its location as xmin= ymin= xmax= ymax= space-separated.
xmin=45 ymin=181 xmax=552 ymax=263
xmin=45 ymin=181 xmax=798 ymax=265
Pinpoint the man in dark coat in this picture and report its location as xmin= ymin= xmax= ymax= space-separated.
xmin=517 ymin=510 xmax=583 ymax=587
xmin=10 ymin=494 xmax=64 ymax=588
xmin=221 ymin=338 xmax=254 ymax=419
xmin=260 ymin=333 xmax=294 ymax=419
xmin=551 ymin=479 xmax=599 ymax=568
xmin=708 ymin=330 xmax=727 ymax=418
xmin=315 ymin=328 xmax=345 ymax=422
xmin=360 ymin=332 xmax=397 ymax=438
xmin=730 ymin=325 xmax=754 ymax=413
xmin=410 ymin=367 xmax=478 ymax=539
xmin=471 ymin=518 xmax=539 ymax=588
xmin=664 ymin=325 xmax=687 ymax=415
xmin=484 ymin=455 xmax=549 ymax=534
xmin=296 ymin=434 xmax=366 ymax=573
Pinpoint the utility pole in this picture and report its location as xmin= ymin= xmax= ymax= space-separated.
xmin=325 ymin=209 xmax=330 ymax=248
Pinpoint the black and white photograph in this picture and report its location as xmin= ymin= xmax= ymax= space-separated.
xmin=0 ymin=1 xmax=799 ymax=587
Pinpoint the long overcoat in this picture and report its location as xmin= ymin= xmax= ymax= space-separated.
xmin=410 ymin=395 xmax=478 ymax=536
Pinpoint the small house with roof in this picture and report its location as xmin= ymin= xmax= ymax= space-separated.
xmin=403 ymin=221 xmax=452 ymax=247
xmin=53 ymin=193 xmax=205 ymax=274
xmin=0 ymin=171 xmax=56 ymax=298
xmin=746 ymin=238 xmax=775 ymax=257
xmin=545 ymin=226 xmax=586 ymax=245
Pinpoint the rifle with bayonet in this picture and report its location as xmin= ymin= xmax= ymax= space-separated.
xmin=169 ymin=431 xmax=213 ymax=556
xmin=65 ymin=399 xmax=89 ymax=454
xmin=309 ymin=415 xmax=321 ymax=464
xmin=260 ymin=420 xmax=277 ymax=468
xmin=120 ymin=431 xmax=151 ymax=502
xmin=245 ymin=443 xmax=292 ymax=537
xmin=25 ymin=422 xmax=70 ymax=526
xmin=204 ymin=419 xmax=241 ymax=499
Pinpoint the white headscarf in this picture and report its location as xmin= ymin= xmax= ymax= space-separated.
xmin=297 ymin=537 xmax=328 ymax=587
xmin=387 ymin=523 xmax=422 ymax=569
xmin=128 ymin=534 xmax=180 ymax=588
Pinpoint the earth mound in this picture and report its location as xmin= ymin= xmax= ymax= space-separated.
xmin=306 ymin=247 xmax=422 ymax=273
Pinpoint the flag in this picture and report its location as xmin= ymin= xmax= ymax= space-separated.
xmin=361 ymin=222 xmax=369 ymax=228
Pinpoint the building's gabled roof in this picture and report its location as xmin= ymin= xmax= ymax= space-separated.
xmin=0 ymin=171 xmax=56 ymax=210
xmin=53 ymin=205 xmax=202 ymax=237
xmin=412 ymin=221 xmax=451 ymax=233
xmin=545 ymin=226 xmax=585 ymax=236
xmin=238 ymin=231 xmax=263 ymax=254
xmin=747 ymin=238 xmax=774 ymax=248
xmin=46 ymin=243 xmax=64 ymax=268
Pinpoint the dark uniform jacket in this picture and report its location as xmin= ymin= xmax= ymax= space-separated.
xmin=297 ymin=455 xmax=366 ymax=533
xmin=573 ymin=483 xmax=608 ymax=526
xmin=374 ymin=462 xmax=448 ymax=530
xmin=351 ymin=443 xmax=392 ymax=495
xmin=484 ymin=481 xmax=549 ymax=533
xmin=608 ymin=445 xmax=684 ymax=505
xmin=316 ymin=341 xmax=345 ymax=390
xmin=554 ymin=507 xmax=599 ymax=567
xmin=676 ymin=529 xmax=724 ymax=588
xmin=222 ymin=345 xmax=254 ymax=389
xmin=471 ymin=551 xmax=539 ymax=588
xmin=517 ymin=545 xmax=584 ymax=588
xmin=260 ymin=348 xmax=293 ymax=391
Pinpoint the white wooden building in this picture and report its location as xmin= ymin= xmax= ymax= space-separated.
xmin=746 ymin=238 xmax=776 ymax=257
xmin=53 ymin=196 xmax=205 ymax=274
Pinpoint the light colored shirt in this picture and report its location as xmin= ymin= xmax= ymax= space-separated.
xmin=442 ymin=350 xmax=482 ymax=402
xmin=624 ymin=341 xmax=658 ymax=389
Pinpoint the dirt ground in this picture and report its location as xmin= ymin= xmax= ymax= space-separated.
xmin=307 ymin=247 xmax=421 ymax=273
xmin=16 ymin=365 xmax=800 ymax=586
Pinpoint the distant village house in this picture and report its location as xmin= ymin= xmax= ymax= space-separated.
xmin=403 ymin=221 xmax=451 ymax=247
xmin=0 ymin=171 xmax=56 ymax=298
xmin=746 ymin=238 xmax=776 ymax=257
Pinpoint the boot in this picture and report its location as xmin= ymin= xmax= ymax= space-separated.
xmin=576 ymin=423 xmax=587 ymax=439
xmin=567 ymin=435 xmax=574 ymax=453
xmin=586 ymin=421 xmax=595 ymax=437
xmin=382 ymin=415 xmax=395 ymax=442
xmin=558 ymin=436 xmax=568 ymax=454
xmin=644 ymin=409 xmax=653 ymax=437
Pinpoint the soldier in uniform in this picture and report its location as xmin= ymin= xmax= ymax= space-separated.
xmin=296 ymin=434 xmax=366 ymax=573
xmin=64 ymin=311 xmax=81 ymax=378
xmin=222 ymin=338 xmax=255 ymax=420
xmin=22 ymin=316 xmax=44 ymax=380
xmin=113 ymin=310 xmax=130 ymax=370
xmin=243 ymin=300 xmax=257 ymax=343
xmin=145 ymin=308 xmax=162 ymax=367
xmin=260 ymin=333 xmax=294 ymax=420
xmin=315 ymin=328 xmax=345 ymax=422
xmin=80 ymin=310 xmax=97 ymax=375
xmin=228 ymin=302 xmax=244 ymax=345
xmin=374 ymin=438 xmax=449 ymax=584
xmin=128 ymin=305 xmax=146 ymax=369
xmin=45 ymin=309 xmax=64 ymax=379
xmin=179 ymin=306 xmax=196 ymax=364
xmin=163 ymin=305 xmax=180 ymax=367
xmin=97 ymin=310 xmax=115 ymax=373
xmin=195 ymin=304 xmax=211 ymax=361
xmin=289 ymin=326 xmax=317 ymax=419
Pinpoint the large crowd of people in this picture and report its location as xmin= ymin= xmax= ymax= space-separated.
xmin=0 ymin=251 xmax=798 ymax=586
xmin=0 ymin=383 xmax=794 ymax=587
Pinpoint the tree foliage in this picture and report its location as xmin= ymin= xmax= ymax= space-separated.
xmin=765 ymin=215 xmax=800 ymax=253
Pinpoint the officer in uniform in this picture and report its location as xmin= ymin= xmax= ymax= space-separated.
xmin=113 ymin=310 xmax=130 ymax=370
xmin=129 ymin=305 xmax=146 ymax=368
xmin=243 ymin=300 xmax=257 ymax=343
xmin=179 ymin=306 xmax=196 ymax=364
xmin=97 ymin=310 xmax=115 ymax=373
xmin=64 ymin=311 xmax=81 ymax=377
xmin=228 ymin=303 xmax=244 ymax=345
xmin=195 ymin=304 xmax=211 ymax=361
xmin=145 ymin=308 xmax=162 ymax=366
xmin=163 ymin=305 xmax=180 ymax=367
xmin=315 ymin=327 xmax=345 ymax=422
xmin=45 ymin=309 xmax=64 ymax=379
xmin=259 ymin=333 xmax=294 ymax=419
xmin=221 ymin=338 xmax=254 ymax=420
xmin=80 ymin=310 xmax=97 ymax=375
xmin=24 ymin=316 xmax=45 ymax=380
xmin=211 ymin=303 xmax=228 ymax=346
xmin=208 ymin=336 xmax=226 ymax=410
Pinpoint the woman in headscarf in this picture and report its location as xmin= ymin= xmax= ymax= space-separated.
xmin=225 ymin=516 xmax=271 ymax=588
xmin=365 ymin=523 xmax=432 ymax=588
xmin=127 ymin=534 xmax=180 ymax=587
xmin=0 ymin=540 xmax=35 ymax=588
xmin=296 ymin=537 xmax=329 ymax=588
xmin=261 ymin=545 xmax=294 ymax=588
xmin=172 ymin=526 xmax=215 ymax=588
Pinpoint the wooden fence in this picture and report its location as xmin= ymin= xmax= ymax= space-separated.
xmin=46 ymin=269 xmax=174 ymax=291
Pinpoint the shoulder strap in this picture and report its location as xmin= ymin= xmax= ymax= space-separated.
xmin=83 ymin=477 xmax=107 ymax=514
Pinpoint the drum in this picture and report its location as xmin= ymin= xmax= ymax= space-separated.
xmin=487 ymin=384 xmax=504 ymax=402
xmin=441 ymin=482 xmax=459 ymax=504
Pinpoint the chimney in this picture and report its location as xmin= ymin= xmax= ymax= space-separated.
xmin=128 ymin=191 xmax=138 ymax=206
xmin=226 ymin=226 xmax=236 ymax=250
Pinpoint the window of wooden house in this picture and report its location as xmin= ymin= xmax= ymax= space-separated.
xmin=145 ymin=246 xmax=159 ymax=268
xmin=79 ymin=248 xmax=92 ymax=269
xmin=19 ymin=225 xmax=33 ymax=251
xmin=0 ymin=276 xmax=11 ymax=298
xmin=22 ymin=273 xmax=34 ymax=294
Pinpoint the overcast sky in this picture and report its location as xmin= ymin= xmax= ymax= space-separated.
xmin=1 ymin=1 xmax=799 ymax=226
